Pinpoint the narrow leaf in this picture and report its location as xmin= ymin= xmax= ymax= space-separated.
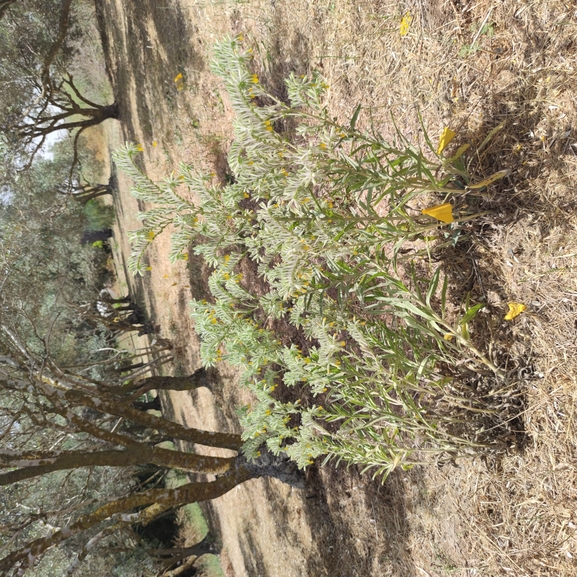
xmin=350 ymin=104 xmax=362 ymax=131
xmin=460 ymin=303 xmax=485 ymax=325
xmin=477 ymin=122 xmax=505 ymax=155
xmin=426 ymin=269 xmax=441 ymax=307
xmin=467 ymin=169 xmax=510 ymax=190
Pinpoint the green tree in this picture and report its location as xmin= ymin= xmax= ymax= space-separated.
xmin=0 ymin=146 xmax=111 ymax=366
xmin=0 ymin=351 xmax=301 ymax=576
xmin=0 ymin=0 xmax=118 ymax=167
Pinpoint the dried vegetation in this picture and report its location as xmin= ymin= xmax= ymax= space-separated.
xmin=96 ymin=0 xmax=577 ymax=574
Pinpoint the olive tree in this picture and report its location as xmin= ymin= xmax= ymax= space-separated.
xmin=0 ymin=0 xmax=118 ymax=168
xmin=0 ymin=348 xmax=302 ymax=576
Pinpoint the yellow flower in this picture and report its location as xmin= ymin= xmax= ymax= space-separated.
xmin=443 ymin=333 xmax=454 ymax=341
xmin=147 ymin=231 xmax=155 ymax=240
xmin=251 ymin=74 xmax=259 ymax=83
xmin=400 ymin=11 xmax=412 ymax=37
xmin=135 ymin=143 xmax=143 ymax=152
xmin=504 ymin=302 xmax=526 ymax=321
xmin=174 ymin=73 xmax=184 ymax=91
xmin=152 ymin=141 xmax=157 ymax=147
xmin=422 ymin=203 xmax=454 ymax=224
xmin=437 ymin=127 xmax=456 ymax=154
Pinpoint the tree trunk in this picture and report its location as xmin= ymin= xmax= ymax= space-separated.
xmin=132 ymin=396 xmax=161 ymax=411
xmin=0 ymin=446 xmax=235 ymax=485
xmin=151 ymin=535 xmax=217 ymax=559
xmin=151 ymin=534 xmax=218 ymax=573
xmin=72 ymin=185 xmax=112 ymax=204
xmin=106 ymin=295 xmax=132 ymax=304
xmin=61 ymin=386 xmax=243 ymax=451
xmin=124 ymin=368 xmax=213 ymax=398
xmin=22 ymin=102 xmax=120 ymax=141
xmin=0 ymin=376 xmax=243 ymax=452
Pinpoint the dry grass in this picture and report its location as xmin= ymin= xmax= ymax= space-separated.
xmin=95 ymin=0 xmax=577 ymax=574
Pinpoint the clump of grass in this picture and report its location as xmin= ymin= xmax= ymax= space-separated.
xmin=195 ymin=554 xmax=226 ymax=577
xmin=115 ymin=35 xmax=514 ymax=479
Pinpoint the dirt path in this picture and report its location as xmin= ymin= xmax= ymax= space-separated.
xmin=95 ymin=1 xmax=577 ymax=575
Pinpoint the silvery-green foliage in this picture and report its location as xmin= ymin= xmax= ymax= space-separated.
xmin=115 ymin=35 xmax=501 ymax=479
xmin=112 ymin=143 xmax=200 ymax=274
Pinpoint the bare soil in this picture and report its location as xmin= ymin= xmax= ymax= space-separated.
xmin=94 ymin=1 xmax=577 ymax=575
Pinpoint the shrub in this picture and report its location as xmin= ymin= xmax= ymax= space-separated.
xmin=115 ymin=36 xmax=511 ymax=479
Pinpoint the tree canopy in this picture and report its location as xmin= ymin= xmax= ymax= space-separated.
xmin=0 ymin=0 xmax=118 ymax=169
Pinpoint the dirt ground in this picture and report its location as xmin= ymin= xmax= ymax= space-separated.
xmin=94 ymin=1 xmax=577 ymax=575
